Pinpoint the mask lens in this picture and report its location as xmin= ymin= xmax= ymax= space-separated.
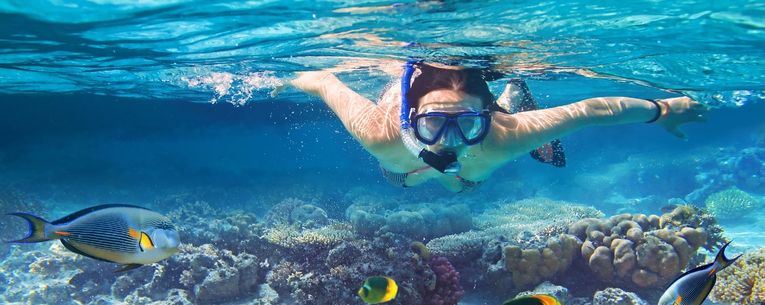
xmin=416 ymin=116 xmax=447 ymax=142
xmin=457 ymin=115 xmax=486 ymax=141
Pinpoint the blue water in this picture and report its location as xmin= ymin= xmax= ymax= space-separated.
xmin=1 ymin=1 xmax=764 ymax=305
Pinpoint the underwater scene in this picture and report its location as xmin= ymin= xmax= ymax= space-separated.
xmin=1 ymin=1 xmax=764 ymax=305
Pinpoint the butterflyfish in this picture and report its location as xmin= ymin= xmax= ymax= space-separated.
xmin=358 ymin=276 xmax=398 ymax=304
xmin=6 ymin=204 xmax=180 ymax=272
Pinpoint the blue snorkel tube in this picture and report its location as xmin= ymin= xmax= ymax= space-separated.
xmin=400 ymin=60 xmax=461 ymax=175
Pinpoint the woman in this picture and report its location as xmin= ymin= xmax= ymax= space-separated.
xmin=286 ymin=61 xmax=707 ymax=192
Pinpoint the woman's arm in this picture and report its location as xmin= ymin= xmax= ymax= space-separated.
xmin=288 ymin=71 xmax=398 ymax=151
xmin=488 ymin=96 xmax=708 ymax=154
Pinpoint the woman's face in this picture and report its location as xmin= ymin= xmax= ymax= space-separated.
xmin=416 ymin=89 xmax=484 ymax=153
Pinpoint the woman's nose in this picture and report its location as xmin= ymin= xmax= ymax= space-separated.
xmin=438 ymin=127 xmax=462 ymax=147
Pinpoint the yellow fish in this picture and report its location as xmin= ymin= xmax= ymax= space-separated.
xmin=502 ymin=294 xmax=562 ymax=305
xmin=7 ymin=204 xmax=180 ymax=272
xmin=358 ymin=276 xmax=398 ymax=304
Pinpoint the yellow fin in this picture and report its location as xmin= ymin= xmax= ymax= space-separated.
xmin=381 ymin=277 xmax=398 ymax=302
xmin=139 ymin=232 xmax=154 ymax=251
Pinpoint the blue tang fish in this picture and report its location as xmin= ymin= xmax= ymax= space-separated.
xmin=6 ymin=204 xmax=180 ymax=272
xmin=658 ymin=241 xmax=741 ymax=305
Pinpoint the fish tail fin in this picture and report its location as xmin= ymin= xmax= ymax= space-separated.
xmin=5 ymin=212 xmax=54 ymax=243
xmin=714 ymin=241 xmax=742 ymax=271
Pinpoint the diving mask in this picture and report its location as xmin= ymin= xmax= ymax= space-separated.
xmin=411 ymin=110 xmax=491 ymax=146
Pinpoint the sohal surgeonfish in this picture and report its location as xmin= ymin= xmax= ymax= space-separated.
xmin=6 ymin=204 xmax=180 ymax=272
xmin=358 ymin=276 xmax=398 ymax=304
xmin=658 ymin=241 xmax=741 ymax=305
xmin=502 ymin=294 xmax=562 ymax=305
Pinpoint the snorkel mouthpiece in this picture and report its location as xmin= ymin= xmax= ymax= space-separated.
xmin=418 ymin=150 xmax=461 ymax=175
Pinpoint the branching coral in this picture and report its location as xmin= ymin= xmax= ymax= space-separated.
xmin=705 ymin=187 xmax=761 ymax=220
xmin=710 ymin=247 xmax=765 ymax=305
xmin=263 ymin=222 xmax=354 ymax=251
xmin=478 ymin=197 xmax=604 ymax=230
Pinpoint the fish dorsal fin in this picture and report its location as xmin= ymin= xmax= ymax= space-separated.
xmin=52 ymin=204 xmax=151 ymax=225
xmin=60 ymin=240 xmax=117 ymax=263
xmin=666 ymin=262 xmax=713 ymax=287
xmin=503 ymin=296 xmax=545 ymax=305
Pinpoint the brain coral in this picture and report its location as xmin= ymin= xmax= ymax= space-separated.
xmin=710 ymin=247 xmax=765 ymax=305
xmin=705 ymin=187 xmax=760 ymax=220
xmin=567 ymin=207 xmax=718 ymax=289
xmin=503 ymin=234 xmax=580 ymax=288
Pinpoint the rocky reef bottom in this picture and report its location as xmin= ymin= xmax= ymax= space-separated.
xmin=0 ymin=192 xmax=762 ymax=305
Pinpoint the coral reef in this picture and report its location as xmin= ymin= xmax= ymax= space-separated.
xmin=264 ymin=232 xmax=448 ymax=305
xmin=710 ymin=247 xmax=765 ymax=305
xmin=264 ymin=197 xmax=329 ymax=229
xmin=567 ymin=208 xmax=715 ymax=288
xmin=658 ymin=204 xmax=728 ymax=251
xmin=503 ymin=234 xmax=580 ymax=288
xmin=428 ymin=198 xmax=602 ymax=263
xmin=346 ymin=202 xmax=472 ymax=240
xmin=592 ymin=288 xmax=648 ymax=305
xmin=166 ymin=200 xmax=261 ymax=251
xmin=425 ymin=256 xmax=465 ymax=305
xmin=424 ymin=198 xmax=603 ymax=295
xmin=704 ymin=187 xmax=761 ymax=221
xmin=262 ymin=222 xmax=355 ymax=251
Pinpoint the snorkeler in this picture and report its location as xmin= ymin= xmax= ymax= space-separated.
xmin=284 ymin=60 xmax=708 ymax=192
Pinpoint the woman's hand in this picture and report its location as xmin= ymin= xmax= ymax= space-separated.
xmin=656 ymin=97 xmax=708 ymax=139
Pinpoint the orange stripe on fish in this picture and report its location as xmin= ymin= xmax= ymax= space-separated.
xmin=54 ymin=231 xmax=71 ymax=236
xmin=673 ymin=296 xmax=682 ymax=305
xmin=708 ymin=266 xmax=717 ymax=276
xmin=128 ymin=228 xmax=140 ymax=239
xmin=532 ymin=295 xmax=561 ymax=305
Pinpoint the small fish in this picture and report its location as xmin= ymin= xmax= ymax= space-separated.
xmin=6 ymin=204 xmax=180 ymax=272
xmin=358 ymin=276 xmax=398 ymax=304
xmin=658 ymin=241 xmax=741 ymax=305
xmin=502 ymin=294 xmax=562 ymax=305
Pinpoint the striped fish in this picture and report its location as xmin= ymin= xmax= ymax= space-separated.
xmin=658 ymin=241 xmax=741 ymax=305
xmin=6 ymin=204 xmax=180 ymax=272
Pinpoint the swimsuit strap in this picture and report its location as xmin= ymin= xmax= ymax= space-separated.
xmin=379 ymin=164 xmax=483 ymax=191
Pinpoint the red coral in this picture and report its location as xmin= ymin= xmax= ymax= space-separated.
xmin=426 ymin=256 xmax=465 ymax=305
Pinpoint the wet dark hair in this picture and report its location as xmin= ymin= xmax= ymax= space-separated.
xmin=406 ymin=63 xmax=495 ymax=111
